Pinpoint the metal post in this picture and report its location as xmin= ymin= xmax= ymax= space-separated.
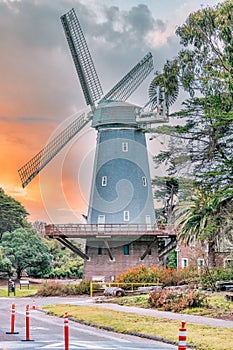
xmin=64 ymin=312 xmax=69 ymax=350
xmin=21 ymin=304 xmax=34 ymax=342
xmin=178 ymin=321 xmax=186 ymax=350
xmin=31 ymin=300 xmax=36 ymax=310
xmin=6 ymin=303 xmax=19 ymax=334
xmin=26 ymin=305 xmax=30 ymax=341
xmin=175 ymin=246 xmax=180 ymax=270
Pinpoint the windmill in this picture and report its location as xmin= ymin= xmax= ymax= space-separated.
xmin=18 ymin=8 xmax=176 ymax=280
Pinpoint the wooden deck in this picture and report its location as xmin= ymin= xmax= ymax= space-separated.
xmin=45 ymin=223 xmax=177 ymax=239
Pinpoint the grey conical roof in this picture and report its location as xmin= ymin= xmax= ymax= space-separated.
xmin=92 ymin=101 xmax=140 ymax=128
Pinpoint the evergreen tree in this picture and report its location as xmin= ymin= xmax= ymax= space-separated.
xmin=0 ymin=188 xmax=29 ymax=240
xmin=151 ymin=1 xmax=233 ymax=191
xmin=151 ymin=1 xmax=233 ymax=261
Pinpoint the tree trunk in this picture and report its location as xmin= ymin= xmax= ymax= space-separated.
xmin=208 ymin=241 xmax=216 ymax=268
xmin=16 ymin=267 xmax=23 ymax=280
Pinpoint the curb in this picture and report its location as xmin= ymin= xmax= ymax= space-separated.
xmin=68 ymin=316 xmax=177 ymax=345
xmin=42 ymin=309 xmax=198 ymax=348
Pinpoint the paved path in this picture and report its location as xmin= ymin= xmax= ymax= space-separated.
xmin=34 ymin=295 xmax=233 ymax=328
xmin=4 ymin=295 xmax=232 ymax=328
xmin=0 ymin=297 xmax=177 ymax=349
xmin=1 ymin=295 xmax=232 ymax=350
xmin=92 ymin=301 xmax=233 ymax=328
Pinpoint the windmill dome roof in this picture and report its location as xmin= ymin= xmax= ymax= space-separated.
xmin=92 ymin=100 xmax=140 ymax=128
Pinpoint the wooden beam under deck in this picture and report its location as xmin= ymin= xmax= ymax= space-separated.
xmin=140 ymin=237 xmax=158 ymax=261
xmin=56 ymin=236 xmax=90 ymax=260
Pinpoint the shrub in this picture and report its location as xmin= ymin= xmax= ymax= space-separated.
xmin=148 ymin=288 xmax=208 ymax=312
xmin=75 ymin=279 xmax=90 ymax=294
xmin=116 ymin=265 xmax=198 ymax=287
xmin=47 ymin=263 xmax=83 ymax=279
xmin=37 ymin=279 xmax=90 ymax=296
xmin=199 ymin=266 xmax=232 ymax=290
xmin=167 ymin=250 xmax=177 ymax=268
xmin=116 ymin=265 xmax=233 ymax=291
xmin=37 ymin=281 xmax=64 ymax=296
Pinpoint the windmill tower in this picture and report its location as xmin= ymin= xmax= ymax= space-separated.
xmin=18 ymin=9 xmax=176 ymax=281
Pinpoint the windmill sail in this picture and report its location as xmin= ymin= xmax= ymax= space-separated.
xmin=19 ymin=9 xmax=155 ymax=189
xmin=18 ymin=112 xmax=91 ymax=188
xmin=61 ymin=8 xmax=103 ymax=108
xmin=100 ymin=52 xmax=153 ymax=102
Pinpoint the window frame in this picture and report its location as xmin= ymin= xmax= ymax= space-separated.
xmin=145 ymin=215 xmax=152 ymax=230
xmin=224 ymin=258 xmax=233 ymax=268
xmin=97 ymin=215 xmax=105 ymax=231
xmin=123 ymin=245 xmax=130 ymax=255
xmin=122 ymin=142 xmax=128 ymax=152
xmin=181 ymin=258 xmax=188 ymax=268
xmin=101 ymin=176 xmax=107 ymax=186
xmin=123 ymin=210 xmax=130 ymax=221
xmin=142 ymin=176 xmax=147 ymax=186
xmin=98 ymin=247 xmax=103 ymax=255
xmin=197 ymin=258 xmax=205 ymax=270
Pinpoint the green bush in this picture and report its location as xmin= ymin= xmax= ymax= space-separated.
xmin=45 ymin=238 xmax=83 ymax=279
xmin=37 ymin=279 xmax=90 ymax=296
xmin=167 ymin=250 xmax=177 ymax=268
xmin=47 ymin=263 xmax=83 ymax=279
xmin=199 ymin=266 xmax=232 ymax=290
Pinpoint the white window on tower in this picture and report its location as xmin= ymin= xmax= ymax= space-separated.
xmin=98 ymin=215 xmax=105 ymax=232
xmin=102 ymin=176 xmax=107 ymax=186
xmin=122 ymin=142 xmax=128 ymax=152
xmin=142 ymin=176 xmax=147 ymax=186
xmin=145 ymin=215 xmax=152 ymax=230
xmin=124 ymin=211 xmax=130 ymax=221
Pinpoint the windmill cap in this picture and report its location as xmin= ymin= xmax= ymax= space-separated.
xmin=92 ymin=101 xmax=140 ymax=128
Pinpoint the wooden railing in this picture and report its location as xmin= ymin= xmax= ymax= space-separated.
xmin=45 ymin=223 xmax=177 ymax=238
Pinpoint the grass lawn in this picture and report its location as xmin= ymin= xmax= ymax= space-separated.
xmin=0 ymin=285 xmax=38 ymax=297
xmin=43 ymin=303 xmax=233 ymax=350
xmin=1 ymin=279 xmax=232 ymax=349
xmin=110 ymin=292 xmax=233 ymax=319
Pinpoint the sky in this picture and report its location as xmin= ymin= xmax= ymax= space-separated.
xmin=0 ymin=0 xmax=224 ymax=224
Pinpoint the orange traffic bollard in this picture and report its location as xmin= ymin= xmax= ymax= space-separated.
xmin=21 ymin=304 xmax=34 ymax=342
xmin=31 ymin=299 xmax=36 ymax=310
xmin=64 ymin=312 xmax=69 ymax=350
xmin=178 ymin=321 xmax=186 ymax=350
xmin=6 ymin=303 xmax=19 ymax=334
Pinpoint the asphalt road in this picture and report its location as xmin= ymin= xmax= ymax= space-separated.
xmin=0 ymin=296 xmax=177 ymax=349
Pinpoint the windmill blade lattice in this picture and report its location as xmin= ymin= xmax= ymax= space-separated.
xmin=18 ymin=112 xmax=91 ymax=188
xmin=101 ymin=52 xmax=153 ymax=102
xmin=61 ymin=8 xmax=103 ymax=108
xmin=18 ymin=8 xmax=155 ymax=192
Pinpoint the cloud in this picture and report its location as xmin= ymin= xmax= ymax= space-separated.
xmin=0 ymin=0 xmax=220 ymax=222
xmin=0 ymin=0 xmax=180 ymax=120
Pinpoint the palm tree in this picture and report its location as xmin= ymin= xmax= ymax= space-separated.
xmin=175 ymin=187 xmax=233 ymax=267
